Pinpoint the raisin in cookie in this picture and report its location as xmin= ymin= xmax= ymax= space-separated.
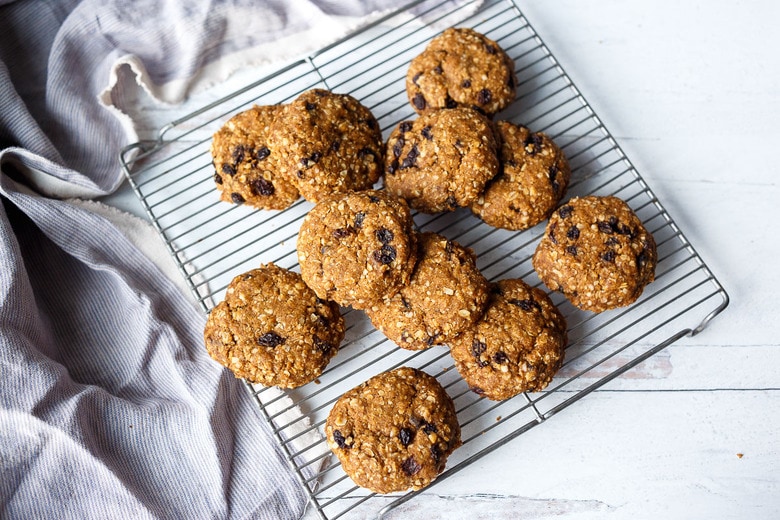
xmin=533 ymin=195 xmax=658 ymax=312
xmin=449 ymin=278 xmax=567 ymax=400
xmin=269 ymin=89 xmax=383 ymax=203
xmin=203 ymin=263 xmax=344 ymax=388
xmin=325 ymin=367 xmax=461 ymax=494
xmin=366 ymin=232 xmax=489 ymax=350
xmin=297 ymin=190 xmax=417 ymax=309
xmin=384 ymin=107 xmax=499 ymax=213
xmin=406 ymin=27 xmax=516 ymax=116
xmin=210 ymin=105 xmax=300 ymax=209
xmin=471 ymin=121 xmax=571 ymax=230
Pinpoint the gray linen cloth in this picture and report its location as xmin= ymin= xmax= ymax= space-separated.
xmin=0 ymin=0 xmax=473 ymax=517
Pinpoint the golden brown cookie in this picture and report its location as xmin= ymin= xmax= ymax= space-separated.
xmin=297 ymin=190 xmax=417 ymax=309
xmin=471 ymin=121 xmax=571 ymax=230
xmin=449 ymin=278 xmax=568 ymax=400
xmin=365 ymin=232 xmax=489 ymax=350
xmin=210 ymin=105 xmax=300 ymax=210
xmin=532 ymin=195 xmax=657 ymax=312
xmin=268 ymin=89 xmax=383 ymax=203
xmin=406 ymin=27 xmax=516 ymax=115
xmin=203 ymin=263 xmax=344 ymax=388
xmin=384 ymin=107 xmax=499 ymax=213
xmin=325 ymin=367 xmax=462 ymax=494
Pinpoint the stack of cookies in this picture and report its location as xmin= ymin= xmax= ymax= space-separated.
xmin=381 ymin=26 xmax=657 ymax=313
xmin=210 ymin=89 xmax=383 ymax=209
xmin=297 ymin=187 xmax=569 ymax=493
xmin=203 ymin=25 xmax=659 ymax=496
xmin=385 ymin=27 xmax=572 ymax=234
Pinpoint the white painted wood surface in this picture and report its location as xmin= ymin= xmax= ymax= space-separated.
xmin=104 ymin=1 xmax=780 ymax=518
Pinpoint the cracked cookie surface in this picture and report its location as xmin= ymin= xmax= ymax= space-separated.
xmin=269 ymin=89 xmax=383 ymax=203
xmin=532 ymin=195 xmax=657 ymax=312
xmin=384 ymin=107 xmax=499 ymax=213
xmin=449 ymin=278 xmax=568 ymax=400
xmin=406 ymin=27 xmax=517 ymax=115
xmin=297 ymin=190 xmax=417 ymax=309
xmin=366 ymin=232 xmax=489 ymax=350
xmin=325 ymin=367 xmax=461 ymax=494
xmin=471 ymin=121 xmax=571 ymax=230
xmin=210 ymin=105 xmax=300 ymax=209
xmin=203 ymin=263 xmax=344 ymax=388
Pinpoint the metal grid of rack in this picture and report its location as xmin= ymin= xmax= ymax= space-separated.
xmin=120 ymin=0 xmax=729 ymax=518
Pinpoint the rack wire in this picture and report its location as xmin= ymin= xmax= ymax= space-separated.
xmin=120 ymin=0 xmax=729 ymax=518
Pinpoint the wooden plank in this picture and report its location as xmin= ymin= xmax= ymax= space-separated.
xmin=305 ymin=390 xmax=780 ymax=519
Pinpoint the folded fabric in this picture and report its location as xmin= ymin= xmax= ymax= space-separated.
xmin=0 ymin=157 xmax=307 ymax=518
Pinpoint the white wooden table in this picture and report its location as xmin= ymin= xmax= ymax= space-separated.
xmin=106 ymin=1 xmax=780 ymax=518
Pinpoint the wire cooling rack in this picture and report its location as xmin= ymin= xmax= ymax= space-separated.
xmin=120 ymin=0 xmax=729 ymax=518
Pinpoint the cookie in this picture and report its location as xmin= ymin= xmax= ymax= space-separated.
xmin=406 ymin=27 xmax=516 ymax=116
xmin=384 ymin=107 xmax=499 ymax=213
xmin=210 ymin=105 xmax=300 ymax=210
xmin=203 ymin=263 xmax=344 ymax=388
xmin=532 ymin=195 xmax=658 ymax=312
xmin=325 ymin=367 xmax=462 ymax=494
xmin=297 ymin=190 xmax=417 ymax=309
xmin=366 ymin=232 xmax=489 ymax=350
xmin=471 ymin=121 xmax=571 ymax=230
xmin=449 ymin=278 xmax=568 ymax=400
xmin=269 ymin=89 xmax=383 ymax=203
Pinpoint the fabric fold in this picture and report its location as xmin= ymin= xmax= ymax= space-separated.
xmin=0 ymin=172 xmax=310 ymax=518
